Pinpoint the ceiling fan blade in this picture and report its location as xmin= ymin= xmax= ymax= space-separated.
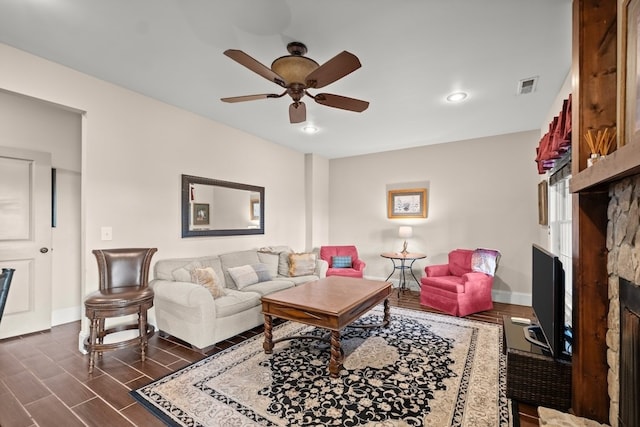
xmin=314 ymin=93 xmax=369 ymax=112
xmin=220 ymin=93 xmax=281 ymax=103
xmin=305 ymin=51 xmax=362 ymax=89
xmin=223 ymin=49 xmax=286 ymax=87
xmin=289 ymin=102 xmax=306 ymax=123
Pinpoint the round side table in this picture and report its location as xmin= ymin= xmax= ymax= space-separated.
xmin=380 ymin=252 xmax=426 ymax=293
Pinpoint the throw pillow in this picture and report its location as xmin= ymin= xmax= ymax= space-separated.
xmin=289 ymin=252 xmax=316 ymax=277
xmin=471 ymin=248 xmax=501 ymax=276
xmin=332 ymin=255 xmax=352 ymax=268
xmin=257 ymin=252 xmax=279 ymax=278
xmin=228 ymin=263 xmax=272 ymax=289
xmin=190 ymin=267 xmax=226 ymax=298
xmin=278 ymin=251 xmax=292 ymax=276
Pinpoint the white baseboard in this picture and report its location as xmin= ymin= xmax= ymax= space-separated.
xmin=492 ymin=289 xmax=531 ymax=306
xmin=52 ymin=306 xmax=82 ymax=326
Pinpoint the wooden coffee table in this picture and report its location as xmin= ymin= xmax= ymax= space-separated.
xmin=261 ymin=276 xmax=392 ymax=378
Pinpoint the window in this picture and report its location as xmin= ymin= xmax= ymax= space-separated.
xmin=549 ymin=176 xmax=572 ymax=327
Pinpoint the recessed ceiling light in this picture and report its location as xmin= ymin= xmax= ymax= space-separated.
xmin=446 ymin=92 xmax=468 ymax=102
xmin=303 ymin=125 xmax=318 ymax=134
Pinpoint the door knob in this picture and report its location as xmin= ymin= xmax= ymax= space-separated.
xmin=40 ymin=247 xmax=49 ymax=253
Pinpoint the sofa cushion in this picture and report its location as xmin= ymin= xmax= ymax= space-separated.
xmin=332 ymin=255 xmax=352 ymax=268
xmin=257 ymin=252 xmax=279 ymax=278
xmin=220 ymin=250 xmax=262 ymax=289
xmin=448 ymin=249 xmax=473 ymax=277
xmin=227 ymin=264 xmax=272 ymax=290
xmin=191 ymin=267 xmax=227 ymax=298
xmin=284 ymin=274 xmax=319 ymax=286
xmin=278 ymin=251 xmax=292 ymax=276
xmin=171 ymin=260 xmax=202 ymax=282
xmin=240 ymin=279 xmax=294 ymax=296
xmin=214 ymin=290 xmax=261 ymax=318
xmin=421 ymin=276 xmax=465 ymax=293
xmin=289 ymin=252 xmax=316 ymax=277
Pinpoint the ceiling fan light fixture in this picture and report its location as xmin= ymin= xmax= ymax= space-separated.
xmin=271 ymin=55 xmax=319 ymax=86
xmin=446 ymin=92 xmax=468 ymax=102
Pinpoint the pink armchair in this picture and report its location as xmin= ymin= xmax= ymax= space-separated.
xmin=319 ymin=245 xmax=366 ymax=278
xmin=420 ymin=248 xmax=500 ymax=317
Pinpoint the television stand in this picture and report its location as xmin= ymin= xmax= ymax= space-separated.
xmin=502 ymin=315 xmax=572 ymax=410
xmin=523 ymin=324 xmax=551 ymax=350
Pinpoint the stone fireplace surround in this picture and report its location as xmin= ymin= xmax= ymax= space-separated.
xmin=606 ymin=174 xmax=640 ymax=427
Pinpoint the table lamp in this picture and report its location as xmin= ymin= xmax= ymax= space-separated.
xmin=398 ymin=226 xmax=413 ymax=256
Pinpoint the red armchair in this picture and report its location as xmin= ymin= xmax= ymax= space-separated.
xmin=420 ymin=248 xmax=500 ymax=317
xmin=319 ymin=245 xmax=366 ymax=278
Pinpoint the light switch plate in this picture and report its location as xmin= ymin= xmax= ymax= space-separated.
xmin=101 ymin=226 xmax=112 ymax=241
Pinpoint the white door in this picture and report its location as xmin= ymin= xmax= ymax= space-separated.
xmin=0 ymin=146 xmax=52 ymax=339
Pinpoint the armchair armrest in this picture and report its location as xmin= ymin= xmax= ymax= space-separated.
xmin=353 ymin=259 xmax=366 ymax=272
xmin=460 ymin=272 xmax=492 ymax=287
xmin=425 ymin=264 xmax=450 ymax=277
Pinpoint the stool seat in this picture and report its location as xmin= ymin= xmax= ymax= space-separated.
xmin=84 ymin=286 xmax=154 ymax=307
xmin=84 ymin=248 xmax=157 ymax=374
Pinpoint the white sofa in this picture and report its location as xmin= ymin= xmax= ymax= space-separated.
xmin=151 ymin=246 xmax=327 ymax=352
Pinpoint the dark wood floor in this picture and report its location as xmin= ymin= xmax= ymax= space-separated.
xmin=0 ymin=291 xmax=539 ymax=426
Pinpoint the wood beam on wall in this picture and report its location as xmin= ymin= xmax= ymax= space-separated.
xmin=571 ymin=0 xmax=617 ymax=422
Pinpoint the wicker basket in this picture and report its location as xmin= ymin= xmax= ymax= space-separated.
xmin=506 ymin=347 xmax=572 ymax=410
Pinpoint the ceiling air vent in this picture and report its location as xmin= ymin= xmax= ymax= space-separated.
xmin=517 ymin=76 xmax=538 ymax=95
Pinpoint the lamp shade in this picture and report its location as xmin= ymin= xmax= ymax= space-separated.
xmin=398 ymin=226 xmax=413 ymax=239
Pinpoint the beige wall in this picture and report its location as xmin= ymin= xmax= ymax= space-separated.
xmin=329 ymin=131 xmax=541 ymax=304
xmin=305 ymin=153 xmax=330 ymax=251
xmin=0 ymin=40 xmax=565 ymax=328
xmin=0 ymin=90 xmax=82 ymax=325
xmin=0 ymin=43 xmax=311 ymax=331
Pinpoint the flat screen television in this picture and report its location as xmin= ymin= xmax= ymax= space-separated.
xmin=526 ymin=244 xmax=570 ymax=360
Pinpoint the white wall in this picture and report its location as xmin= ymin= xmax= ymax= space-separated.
xmin=0 ymin=90 xmax=82 ymax=325
xmin=329 ymin=131 xmax=541 ymax=304
xmin=0 ymin=43 xmax=311 ymax=329
xmin=305 ymin=153 xmax=330 ymax=251
xmin=0 ymin=40 xmax=567 ymax=329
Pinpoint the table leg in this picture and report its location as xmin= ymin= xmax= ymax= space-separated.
xmin=329 ymin=330 xmax=341 ymax=378
xmin=383 ymin=298 xmax=390 ymax=327
xmin=263 ymin=314 xmax=273 ymax=354
xmin=408 ymin=259 xmax=421 ymax=287
xmin=397 ymin=259 xmax=408 ymax=294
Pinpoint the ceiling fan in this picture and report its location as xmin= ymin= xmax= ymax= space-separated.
xmin=220 ymin=42 xmax=369 ymax=124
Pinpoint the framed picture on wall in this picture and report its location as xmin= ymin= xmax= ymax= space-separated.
xmin=387 ymin=188 xmax=427 ymax=218
xmin=538 ymin=180 xmax=548 ymax=226
xmin=193 ymin=203 xmax=210 ymax=226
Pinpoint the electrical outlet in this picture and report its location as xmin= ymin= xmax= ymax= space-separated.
xmin=101 ymin=226 xmax=112 ymax=241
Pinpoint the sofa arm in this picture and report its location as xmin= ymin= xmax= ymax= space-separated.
xmin=425 ymin=264 xmax=450 ymax=277
xmin=315 ymin=259 xmax=328 ymax=278
xmin=150 ymin=279 xmax=217 ymax=340
xmin=152 ymin=279 xmax=215 ymax=310
xmin=353 ymin=259 xmax=366 ymax=272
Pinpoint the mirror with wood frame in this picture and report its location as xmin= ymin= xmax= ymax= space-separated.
xmin=181 ymin=174 xmax=264 ymax=237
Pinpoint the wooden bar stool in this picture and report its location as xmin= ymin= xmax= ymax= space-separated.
xmin=84 ymin=248 xmax=157 ymax=373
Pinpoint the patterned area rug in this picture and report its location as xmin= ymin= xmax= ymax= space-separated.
xmin=131 ymin=307 xmax=509 ymax=426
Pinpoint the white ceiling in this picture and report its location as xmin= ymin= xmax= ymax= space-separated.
xmin=0 ymin=0 xmax=572 ymax=159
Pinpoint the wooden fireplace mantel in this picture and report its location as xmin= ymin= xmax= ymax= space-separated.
xmin=570 ymin=141 xmax=640 ymax=193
